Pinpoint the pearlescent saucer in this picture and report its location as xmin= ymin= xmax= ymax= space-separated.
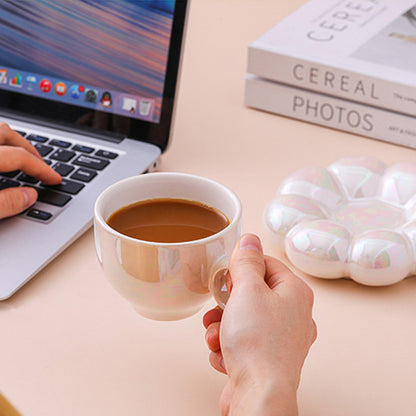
xmin=264 ymin=156 xmax=416 ymax=286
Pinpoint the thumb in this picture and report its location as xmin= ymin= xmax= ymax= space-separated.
xmin=228 ymin=234 xmax=266 ymax=289
xmin=0 ymin=187 xmax=37 ymax=219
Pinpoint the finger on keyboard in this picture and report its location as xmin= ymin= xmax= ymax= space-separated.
xmin=0 ymin=146 xmax=62 ymax=185
xmin=0 ymin=122 xmax=44 ymax=160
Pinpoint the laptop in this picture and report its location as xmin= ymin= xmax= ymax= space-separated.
xmin=0 ymin=0 xmax=189 ymax=299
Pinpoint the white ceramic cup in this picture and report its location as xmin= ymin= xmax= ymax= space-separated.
xmin=94 ymin=172 xmax=242 ymax=321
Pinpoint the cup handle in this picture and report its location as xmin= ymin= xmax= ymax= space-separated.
xmin=209 ymin=257 xmax=230 ymax=309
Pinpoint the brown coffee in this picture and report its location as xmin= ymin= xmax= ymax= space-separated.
xmin=106 ymin=198 xmax=230 ymax=243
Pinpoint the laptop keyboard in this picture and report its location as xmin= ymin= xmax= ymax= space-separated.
xmin=0 ymin=130 xmax=118 ymax=222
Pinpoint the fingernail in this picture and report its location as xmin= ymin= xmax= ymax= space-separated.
xmin=22 ymin=188 xmax=37 ymax=208
xmin=239 ymin=234 xmax=263 ymax=253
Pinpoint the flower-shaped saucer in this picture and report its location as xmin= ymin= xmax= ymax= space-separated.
xmin=264 ymin=156 xmax=416 ymax=286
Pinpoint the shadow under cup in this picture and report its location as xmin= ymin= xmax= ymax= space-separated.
xmin=94 ymin=173 xmax=242 ymax=321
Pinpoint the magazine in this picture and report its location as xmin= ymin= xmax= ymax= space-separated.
xmin=247 ymin=0 xmax=416 ymax=117
xmin=245 ymin=74 xmax=416 ymax=149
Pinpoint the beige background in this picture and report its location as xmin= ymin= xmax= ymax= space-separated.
xmin=2 ymin=1 xmax=416 ymax=415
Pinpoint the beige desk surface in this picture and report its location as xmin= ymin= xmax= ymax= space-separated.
xmin=2 ymin=1 xmax=416 ymax=415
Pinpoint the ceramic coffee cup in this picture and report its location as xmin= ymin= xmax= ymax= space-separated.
xmin=94 ymin=172 xmax=242 ymax=320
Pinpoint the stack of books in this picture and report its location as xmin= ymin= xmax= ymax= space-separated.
xmin=245 ymin=0 xmax=416 ymax=149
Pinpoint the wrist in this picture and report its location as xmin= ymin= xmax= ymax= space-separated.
xmin=229 ymin=378 xmax=298 ymax=416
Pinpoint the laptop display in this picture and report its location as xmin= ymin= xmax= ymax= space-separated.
xmin=0 ymin=0 xmax=187 ymax=150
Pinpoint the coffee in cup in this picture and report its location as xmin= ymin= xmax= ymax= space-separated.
xmin=106 ymin=198 xmax=230 ymax=243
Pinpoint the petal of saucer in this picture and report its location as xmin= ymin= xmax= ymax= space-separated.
xmin=285 ymin=220 xmax=351 ymax=279
xmin=264 ymin=195 xmax=327 ymax=247
xmin=349 ymin=230 xmax=412 ymax=286
xmin=328 ymin=156 xmax=386 ymax=200
xmin=400 ymin=221 xmax=416 ymax=276
xmin=278 ymin=167 xmax=345 ymax=210
xmin=379 ymin=162 xmax=416 ymax=206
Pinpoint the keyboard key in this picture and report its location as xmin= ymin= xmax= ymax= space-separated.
xmin=34 ymin=143 xmax=54 ymax=157
xmin=47 ymin=178 xmax=85 ymax=195
xmin=14 ymin=130 xmax=26 ymax=137
xmin=73 ymin=154 xmax=109 ymax=170
xmin=50 ymin=148 xmax=76 ymax=162
xmin=50 ymin=139 xmax=71 ymax=148
xmin=27 ymin=208 xmax=52 ymax=221
xmin=53 ymin=162 xmax=74 ymax=176
xmin=35 ymin=188 xmax=72 ymax=207
xmin=73 ymin=144 xmax=94 ymax=153
xmin=0 ymin=170 xmax=19 ymax=178
xmin=95 ymin=149 xmax=118 ymax=159
xmin=70 ymin=168 xmax=97 ymax=183
xmin=27 ymin=134 xmax=48 ymax=143
xmin=43 ymin=159 xmax=53 ymax=166
xmin=0 ymin=178 xmax=19 ymax=190
xmin=17 ymin=173 xmax=38 ymax=184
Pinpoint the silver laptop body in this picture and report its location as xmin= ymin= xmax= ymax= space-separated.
xmin=0 ymin=0 xmax=189 ymax=299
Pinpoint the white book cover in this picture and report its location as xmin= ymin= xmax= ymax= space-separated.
xmin=245 ymin=74 xmax=416 ymax=149
xmin=248 ymin=0 xmax=416 ymax=116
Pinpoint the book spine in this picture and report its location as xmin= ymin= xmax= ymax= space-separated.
xmin=247 ymin=46 xmax=416 ymax=117
xmin=244 ymin=75 xmax=416 ymax=149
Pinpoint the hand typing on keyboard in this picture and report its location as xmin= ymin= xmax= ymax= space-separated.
xmin=0 ymin=123 xmax=62 ymax=219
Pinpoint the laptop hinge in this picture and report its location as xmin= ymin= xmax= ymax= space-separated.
xmin=0 ymin=109 xmax=125 ymax=143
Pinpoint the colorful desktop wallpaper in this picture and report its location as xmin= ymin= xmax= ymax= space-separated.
xmin=0 ymin=0 xmax=176 ymax=120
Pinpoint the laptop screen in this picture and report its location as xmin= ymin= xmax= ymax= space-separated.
xmin=0 ymin=0 xmax=188 ymax=150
